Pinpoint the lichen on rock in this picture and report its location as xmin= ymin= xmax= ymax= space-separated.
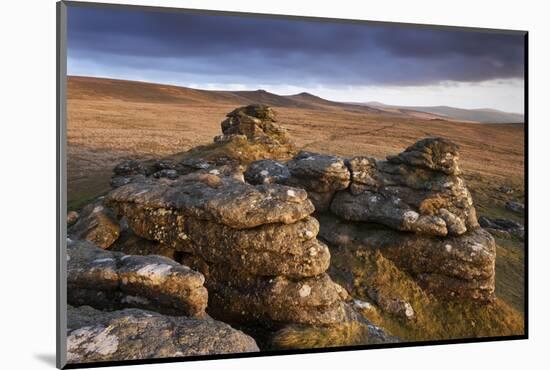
xmin=67 ymin=305 xmax=259 ymax=364
xmin=67 ymin=240 xmax=208 ymax=317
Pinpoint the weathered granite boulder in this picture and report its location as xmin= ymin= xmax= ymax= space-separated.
xmin=387 ymin=137 xmax=461 ymax=175
xmin=67 ymin=305 xmax=259 ymax=364
xmin=153 ymin=169 xmax=179 ymax=180
xmin=221 ymin=105 xmax=288 ymax=141
xmin=68 ymin=200 xmax=120 ymax=249
xmin=104 ymin=164 xmax=354 ymax=329
xmin=109 ymin=200 xmax=327 ymax=278
xmin=185 ymin=218 xmax=329 ymax=278
xmin=113 ymin=160 xmax=146 ymax=177
xmin=318 ymin=213 xmax=496 ymax=302
xmin=366 ymin=289 xmax=415 ymax=320
xmin=197 ymin=262 xmax=352 ymax=326
xmin=331 ymin=191 xmax=448 ymax=236
xmin=106 ymin=173 xmax=314 ymax=230
xmin=67 ymin=240 xmax=208 ymax=317
xmin=286 ymin=151 xmax=350 ymax=193
xmin=244 ymin=159 xmax=291 ymax=185
xmin=243 ymin=155 xmax=340 ymax=212
xmin=331 ymin=138 xmax=478 ymax=237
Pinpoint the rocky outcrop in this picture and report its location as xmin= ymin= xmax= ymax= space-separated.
xmin=244 ymin=159 xmax=290 ymax=185
xmin=188 ymin=104 xmax=296 ymax=163
xmin=386 ymin=137 xmax=461 ymax=175
xmin=71 ymin=105 xmax=503 ymax=358
xmin=220 ymin=105 xmax=290 ymax=143
xmin=105 ymin=171 xmax=353 ymax=327
xmin=239 ymin=136 xmax=494 ymax=302
xmin=332 ymin=139 xmax=478 ymax=237
xmin=67 ymin=305 xmax=259 ymax=364
xmin=67 ymin=240 xmax=208 ymax=317
xmin=107 ymin=173 xmax=313 ymax=230
xmin=68 ymin=200 xmax=120 ymax=249
xmin=286 ymin=151 xmax=351 ymax=193
xmin=318 ymin=213 xmax=496 ymax=302
xmin=245 ymin=151 xmax=350 ymax=212
xmin=244 ymin=138 xmax=477 ymax=238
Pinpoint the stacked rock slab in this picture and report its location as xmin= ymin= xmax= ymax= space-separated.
xmin=68 ymin=199 xmax=121 ymax=249
xmin=105 ymin=171 xmax=353 ymax=327
xmin=66 ymin=240 xmax=260 ymax=363
xmin=67 ymin=239 xmax=208 ymax=317
xmin=332 ymin=138 xmax=479 ymax=236
xmin=219 ymin=104 xmax=291 ymax=145
xmin=243 ymin=137 xmax=496 ymax=302
xmin=244 ymin=151 xmax=351 ymax=213
xmin=318 ymin=213 xmax=496 ymax=301
xmin=67 ymin=305 xmax=259 ymax=363
xmin=209 ymin=104 xmax=297 ymax=162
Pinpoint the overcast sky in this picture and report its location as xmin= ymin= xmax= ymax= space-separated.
xmin=67 ymin=5 xmax=525 ymax=113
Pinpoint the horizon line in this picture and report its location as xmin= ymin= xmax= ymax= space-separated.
xmin=67 ymin=74 xmax=525 ymax=116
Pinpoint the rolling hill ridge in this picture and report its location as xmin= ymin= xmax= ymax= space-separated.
xmin=68 ymin=76 xmax=524 ymax=124
xmin=364 ymin=101 xmax=524 ymax=124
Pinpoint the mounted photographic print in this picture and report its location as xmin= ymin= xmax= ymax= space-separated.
xmin=56 ymin=1 xmax=527 ymax=368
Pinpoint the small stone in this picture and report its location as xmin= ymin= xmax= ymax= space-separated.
xmin=505 ymin=201 xmax=524 ymax=214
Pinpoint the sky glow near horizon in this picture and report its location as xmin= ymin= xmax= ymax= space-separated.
xmin=67 ymin=5 xmax=525 ymax=113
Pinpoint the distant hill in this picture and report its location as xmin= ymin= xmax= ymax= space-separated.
xmin=68 ymin=76 xmax=522 ymax=124
xmin=67 ymin=76 xmax=396 ymax=117
xmin=68 ymin=76 xmax=382 ymax=114
xmin=364 ymin=102 xmax=524 ymax=124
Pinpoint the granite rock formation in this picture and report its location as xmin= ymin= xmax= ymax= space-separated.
xmin=67 ymin=104 xmax=505 ymax=359
xmin=67 ymin=239 xmax=207 ymax=317
xmin=318 ymin=213 xmax=496 ymax=301
xmin=67 ymin=305 xmax=259 ymax=364
xmin=68 ymin=200 xmax=121 ymax=249
xmin=238 ymin=134 xmax=494 ymax=301
xmin=105 ymin=171 xmax=353 ymax=327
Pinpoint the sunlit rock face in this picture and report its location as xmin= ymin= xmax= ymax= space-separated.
xmin=67 ymin=105 xmax=499 ymax=357
xmin=318 ymin=213 xmax=496 ymax=302
xmin=68 ymin=199 xmax=120 ymax=249
xmin=103 ymin=107 xmax=357 ymax=330
xmin=239 ymin=134 xmax=493 ymax=302
xmin=104 ymin=172 xmax=353 ymax=326
xmin=67 ymin=240 xmax=208 ymax=317
xmin=333 ymin=138 xmax=477 ymax=237
xmin=66 ymin=305 xmax=259 ymax=364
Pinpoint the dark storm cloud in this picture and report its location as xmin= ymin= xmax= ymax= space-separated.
xmin=67 ymin=5 xmax=524 ymax=87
